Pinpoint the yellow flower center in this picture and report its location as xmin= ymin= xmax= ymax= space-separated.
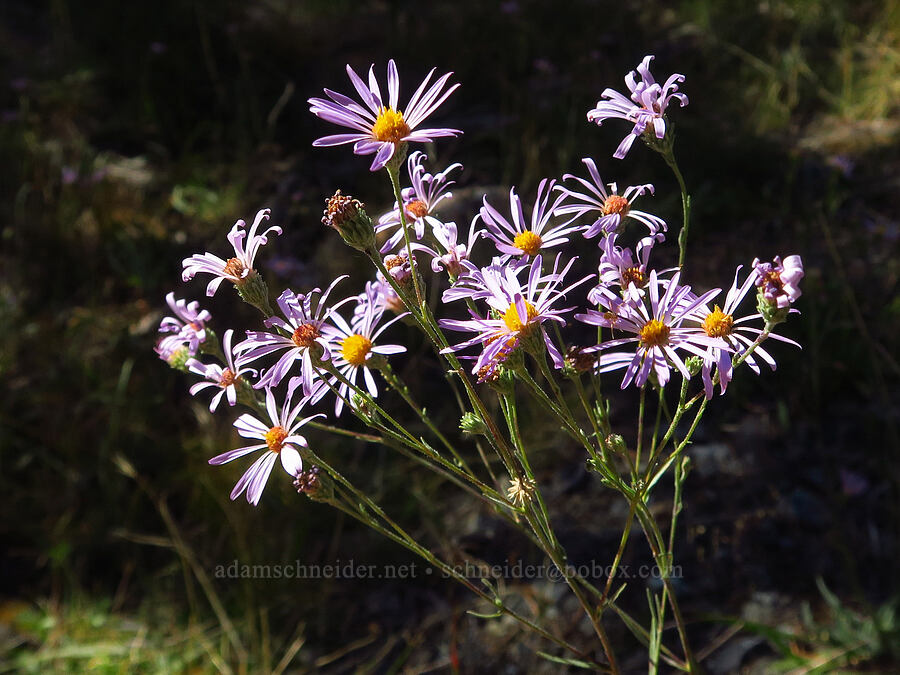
xmin=218 ymin=368 xmax=238 ymax=388
xmin=264 ymin=425 xmax=288 ymax=453
xmin=603 ymin=195 xmax=630 ymax=216
xmin=372 ymin=107 xmax=411 ymax=144
xmin=406 ymin=200 xmax=428 ymax=219
xmin=512 ymin=230 xmax=543 ymax=256
xmin=640 ymin=319 xmax=670 ymax=347
xmin=341 ymin=333 xmax=373 ymax=367
xmin=502 ymin=301 xmax=538 ymax=332
xmin=291 ymin=323 xmax=321 ymax=349
xmin=702 ymin=306 xmax=734 ymax=338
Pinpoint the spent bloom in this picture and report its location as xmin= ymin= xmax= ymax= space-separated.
xmin=587 ymin=55 xmax=688 ymax=159
xmin=209 ymin=386 xmax=322 ymax=506
xmin=321 ymin=285 xmax=408 ymax=416
xmin=480 ymin=180 xmax=579 ymax=259
xmin=375 ymin=151 xmax=462 ymax=253
xmin=753 ymin=255 xmax=804 ymax=309
xmin=576 ymin=271 xmax=726 ymax=388
xmin=235 ymin=277 xmax=346 ymax=396
xmin=309 ymin=60 xmax=461 ymax=171
xmin=556 ymin=158 xmax=666 ymax=238
xmin=187 ymin=329 xmax=257 ymax=412
xmin=182 ymin=209 xmax=282 ymax=296
xmin=158 ymin=292 xmax=211 ymax=353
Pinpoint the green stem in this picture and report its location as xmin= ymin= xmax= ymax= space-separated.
xmin=662 ymin=148 xmax=691 ymax=269
xmin=385 ymin=161 xmax=425 ymax=307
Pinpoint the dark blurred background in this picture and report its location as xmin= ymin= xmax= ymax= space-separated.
xmin=1 ymin=0 xmax=898 ymax=672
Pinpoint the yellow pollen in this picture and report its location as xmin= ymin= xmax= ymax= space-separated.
xmin=640 ymin=319 xmax=670 ymax=347
xmin=384 ymin=254 xmax=405 ymax=270
xmin=603 ymin=311 xmax=619 ymax=325
xmin=406 ymin=200 xmax=428 ymax=219
xmin=603 ymin=195 xmax=630 ymax=216
xmin=264 ymin=426 xmax=288 ymax=453
xmin=702 ymin=306 xmax=734 ymax=338
xmin=292 ymin=323 xmax=320 ymax=348
xmin=503 ymin=301 xmax=538 ymax=332
xmin=621 ymin=266 xmax=646 ymax=287
xmin=372 ymin=107 xmax=411 ymax=144
xmin=219 ymin=368 xmax=237 ymax=387
xmin=223 ymin=257 xmax=248 ymax=281
xmin=341 ymin=333 xmax=373 ymax=367
xmin=512 ymin=230 xmax=543 ymax=256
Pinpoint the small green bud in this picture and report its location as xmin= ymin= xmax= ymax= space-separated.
xmin=166 ymin=345 xmax=192 ymax=372
xmin=459 ymin=412 xmax=487 ymax=436
xmin=606 ymin=434 xmax=627 ymax=455
xmin=685 ymin=355 xmax=703 ymax=376
xmin=322 ymin=190 xmax=376 ymax=252
xmin=757 ymin=290 xmax=790 ymax=325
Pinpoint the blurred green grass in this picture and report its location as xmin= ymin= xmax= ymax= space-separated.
xmin=1 ymin=0 xmax=898 ymax=671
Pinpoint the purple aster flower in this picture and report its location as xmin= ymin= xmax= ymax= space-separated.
xmin=440 ymin=254 xmax=591 ymax=376
xmin=555 ymin=158 xmax=666 ymax=238
xmin=415 ymin=218 xmax=483 ymax=278
xmin=576 ymin=271 xmax=727 ymax=388
xmin=480 ymin=179 xmax=580 ymax=259
xmin=587 ymin=55 xmax=688 ymax=159
xmin=321 ymin=284 xmax=408 ymax=416
xmin=155 ymin=334 xmax=193 ymax=368
xmin=752 ymin=255 xmax=804 ymax=309
xmin=309 ymin=60 xmax=461 ymax=172
xmin=182 ymin=209 xmax=282 ymax=296
xmin=685 ymin=266 xmax=801 ymax=399
xmin=209 ymin=386 xmax=323 ymax=506
xmin=159 ymin=292 xmax=212 ymax=353
xmin=589 ymin=232 xmax=667 ymax=305
xmin=187 ymin=329 xmax=258 ymax=412
xmin=375 ymin=151 xmax=462 ymax=253
xmin=235 ymin=276 xmax=346 ymax=396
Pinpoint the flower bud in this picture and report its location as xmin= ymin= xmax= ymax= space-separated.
xmin=459 ymin=412 xmax=487 ymax=435
xmin=685 ymin=355 xmax=703 ymax=376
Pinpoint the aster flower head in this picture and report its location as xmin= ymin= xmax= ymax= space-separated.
xmin=187 ymin=329 xmax=257 ymax=412
xmin=235 ymin=276 xmax=347 ymax=396
xmin=587 ymin=55 xmax=688 ymax=159
xmin=159 ymin=292 xmax=212 ymax=353
xmin=480 ymin=179 xmax=580 ymax=260
xmin=321 ymin=285 xmax=408 ymax=416
xmin=576 ymin=271 xmax=728 ymax=389
xmin=440 ymin=254 xmax=591 ymax=376
xmin=376 ymin=151 xmax=462 ymax=253
xmin=556 ymin=158 xmax=666 ymax=238
xmin=685 ymin=265 xmax=801 ymax=399
xmin=753 ymin=255 xmax=804 ymax=310
xmin=209 ymin=386 xmax=323 ymax=506
xmin=182 ymin=209 xmax=282 ymax=297
xmin=416 ymin=217 xmax=483 ymax=279
xmin=591 ymin=232 xmax=666 ymax=305
xmin=309 ymin=60 xmax=461 ymax=172
xmin=155 ymin=334 xmax=193 ymax=370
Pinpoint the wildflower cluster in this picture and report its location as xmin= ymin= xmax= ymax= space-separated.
xmin=156 ymin=55 xmax=804 ymax=672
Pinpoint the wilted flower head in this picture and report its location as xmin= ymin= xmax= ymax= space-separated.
xmin=753 ymin=255 xmax=804 ymax=309
xmin=309 ymin=60 xmax=461 ymax=171
xmin=182 ymin=209 xmax=282 ymax=297
xmin=587 ymin=55 xmax=688 ymax=159
xmin=322 ymin=190 xmax=375 ymax=252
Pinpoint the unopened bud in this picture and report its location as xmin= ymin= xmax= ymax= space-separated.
xmin=606 ymin=434 xmax=627 ymax=455
xmin=685 ymin=355 xmax=703 ymax=376
xmin=459 ymin=412 xmax=487 ymax=435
